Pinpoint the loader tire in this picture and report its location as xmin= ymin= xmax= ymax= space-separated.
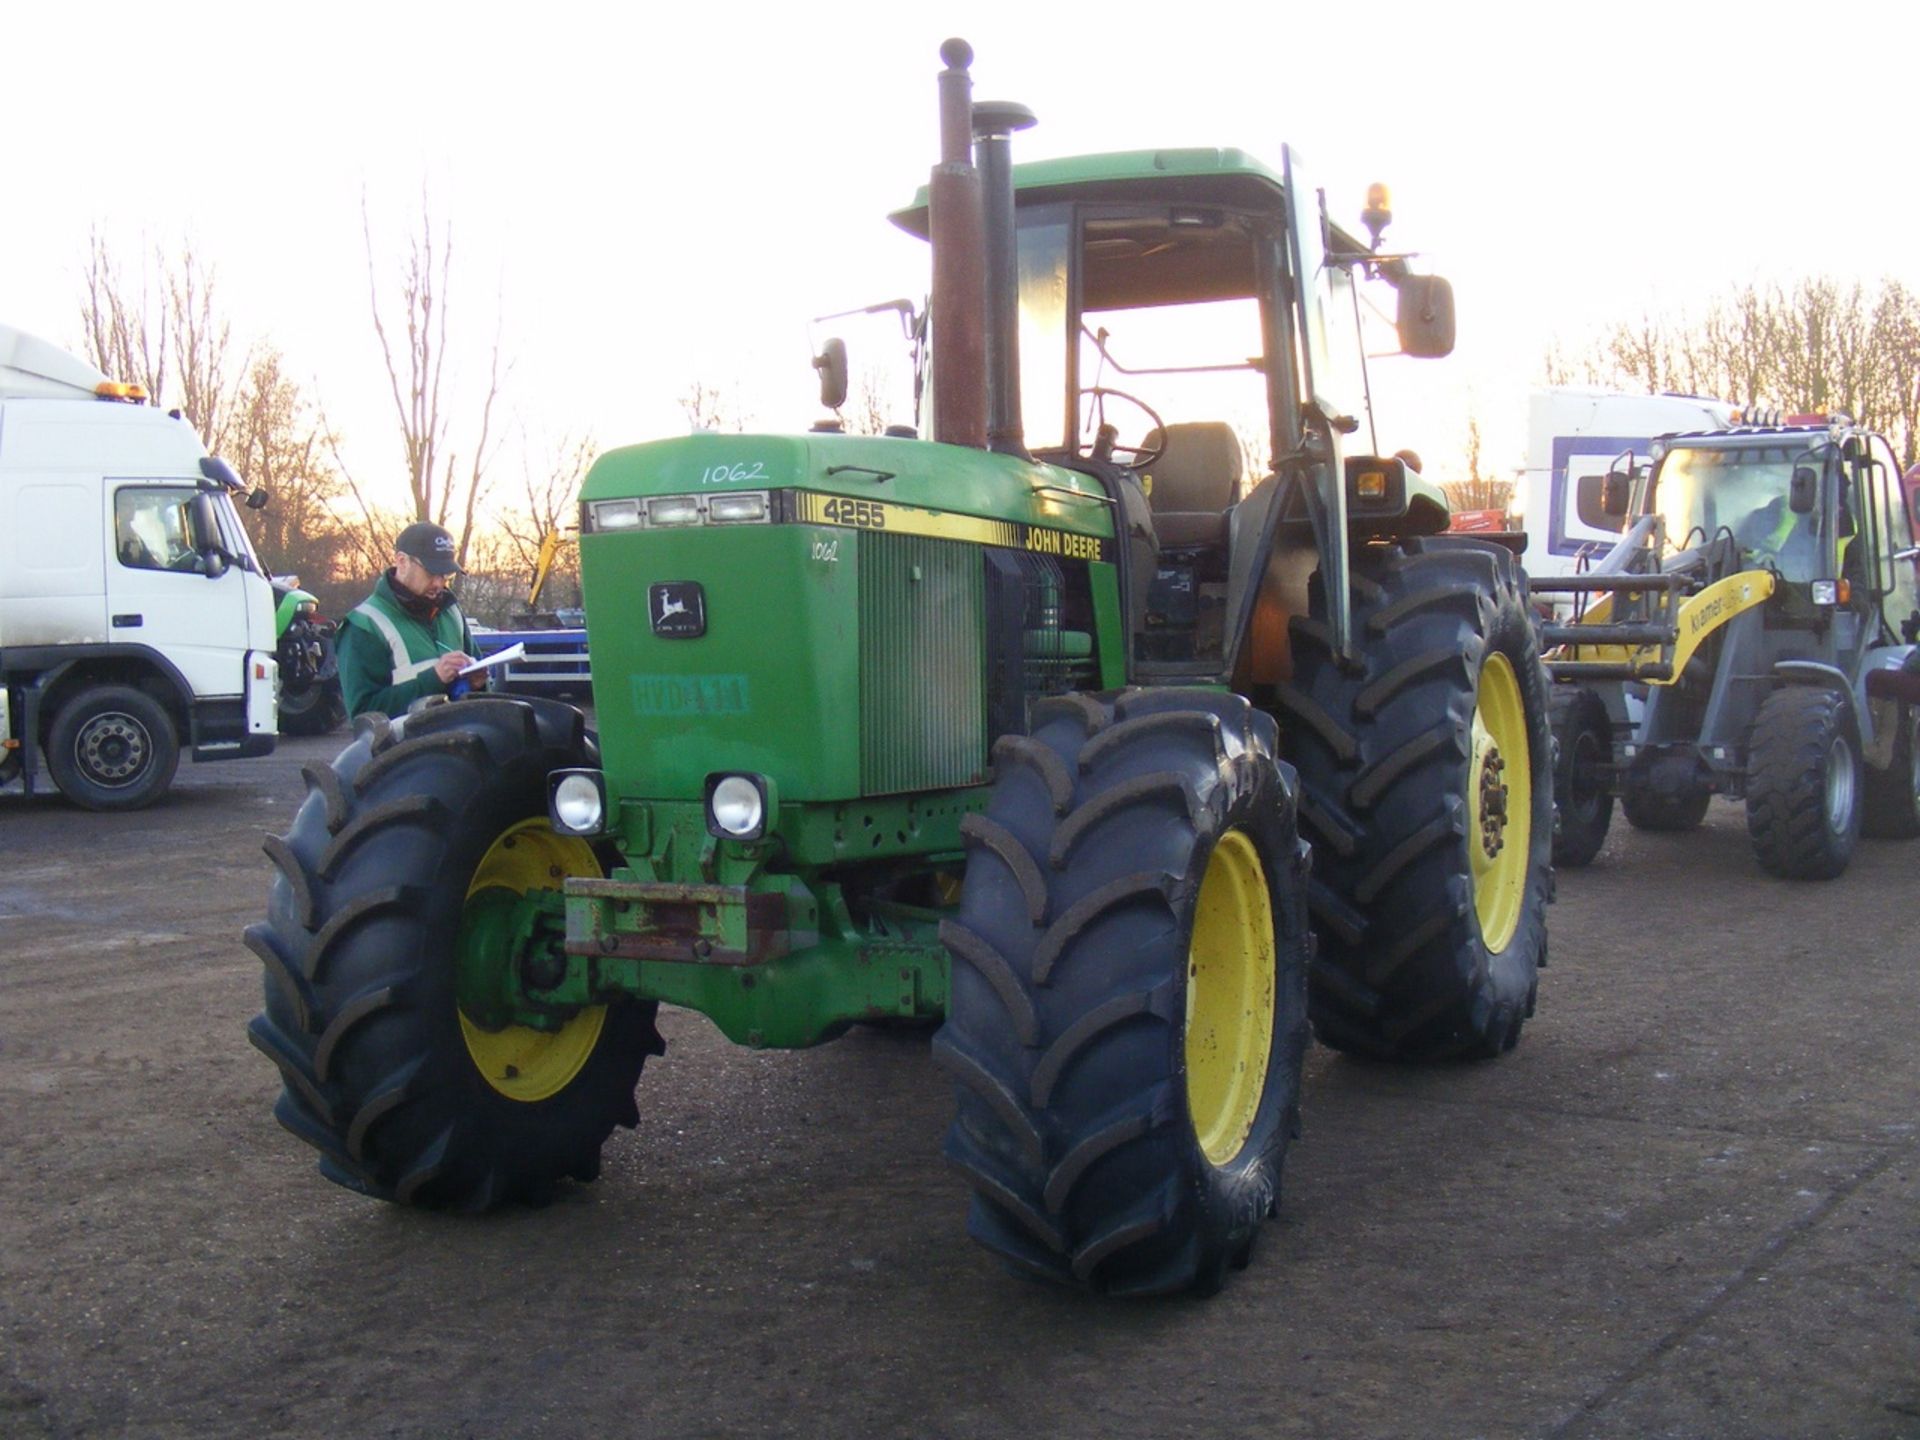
xmin=1620 ymin=771 xmax=1711 ymax=832
xmin=937 ymin=689 xmax=1310 ymax=1297
xmin=1745 ymin=685 xmax=1861 ymax=880
xmin=1279 ymin=536 xmax=1552 ymax=1061
xmin=1861 ymin=704 xmax=1920 ymax=840
xmin=246 ymin=696 xmax=660 ymax=1209
xmin=1550 ymin=685 xmax=1613 ymax=868
xmin=45 ymin=683 xmax=180 ymax=812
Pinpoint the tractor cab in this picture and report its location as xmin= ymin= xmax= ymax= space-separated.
xmin=891 ymin=147 xmax=1459 ymax=683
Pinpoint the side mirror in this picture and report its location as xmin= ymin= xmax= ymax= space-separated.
xmin=246 ymin=487 xmax=270 ymax=510
xmin=1395 ymin=275 xmax=1455 ymax=358
xmin=1601 ymin=469 xmax=1633 ymax=517
xmin=187 ymin=493 xmax=228 ymax=578
xmin=813 ymin=337 xmax=849 ymax=411
xmin=1790 ymin=466 xmax=1818 ymax=514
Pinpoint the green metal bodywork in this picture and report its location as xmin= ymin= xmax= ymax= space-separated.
xmin=532 ymin=430 xmax=1124 ymax=1045
xmin=475 ymin=146 xmax=1448 ymax=1050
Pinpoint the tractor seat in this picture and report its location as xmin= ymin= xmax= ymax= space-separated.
xmin=1140 ymin=422 xmax=1240 ymax=549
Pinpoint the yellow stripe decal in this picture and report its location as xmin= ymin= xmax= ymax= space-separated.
xmin=792 ymin=492 xmax=1111 ymax=562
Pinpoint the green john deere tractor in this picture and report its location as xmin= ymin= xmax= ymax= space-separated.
xmin=248 ymin=40 xmax=1552 ymax=1296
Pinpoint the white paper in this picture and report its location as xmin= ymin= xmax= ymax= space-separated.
xmin=460 ymin=641 xmax=525 ymax=676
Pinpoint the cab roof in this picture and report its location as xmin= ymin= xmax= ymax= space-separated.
xmin=891 ymin=146 xmax=1365 ymax=249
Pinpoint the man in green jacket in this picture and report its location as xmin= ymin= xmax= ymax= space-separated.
xmin=336 ymin=522 xmax=488 ymax=719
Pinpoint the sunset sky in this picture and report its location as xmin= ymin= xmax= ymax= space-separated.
xmin=7 ymin=0 xmax=1915 ymax=507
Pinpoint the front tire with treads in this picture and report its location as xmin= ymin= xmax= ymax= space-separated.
xmin=937 ymin=689 xmax=1310 ymax=1296
xmin=1278 ymin=536 xmax=1552 ymax=1061
xmin=1745 ymin=685 xmax=1861 ymax=880
xmin=246 ymin=696 xmax=661 ymax=1209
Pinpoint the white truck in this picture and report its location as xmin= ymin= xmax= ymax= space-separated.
xmin=0 ymin=325 xmax=278 ymax=810
xmin=1518 ymin=386 xmax=1737 ymax=582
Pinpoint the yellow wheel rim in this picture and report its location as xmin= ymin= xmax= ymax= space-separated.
xmin=458 ymin=819 xmax=608 ymax=1103
xmin=1468 ymin=651 xmax=1531 ymax=953
xmin=1184 ymin=830 xmax=1276 ymax=1167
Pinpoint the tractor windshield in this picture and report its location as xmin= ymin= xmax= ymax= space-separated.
xmin=1016 ymin=207 xmax=1274 ymax=484
xmin=1655 ymin=442 xmax=1830 ymax=583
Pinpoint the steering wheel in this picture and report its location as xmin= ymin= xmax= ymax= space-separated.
xmin=1078 ymin=387 xmax=1168 ymax=468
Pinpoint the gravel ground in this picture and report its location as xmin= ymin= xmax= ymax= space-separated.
xmin=2 ymin=727 xmax=1916 ymax=1439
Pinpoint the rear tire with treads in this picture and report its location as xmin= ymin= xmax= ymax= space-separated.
xmin=1278 ymin=536 xmax=1552 ymax=1061
xmin=1861 ymin=703 xmax=1920 ymax=840
xmin=1550 ymin=685 xmax=1613 ymax=868
xmin=246 ymin=696 xmax=660 ymax=1208
xmin=937 ymin=689 xmax=1310 ymax=1296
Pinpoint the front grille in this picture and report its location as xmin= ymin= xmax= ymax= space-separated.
xmin=859 ymin=532 xmax=987 ymax=795
xmin=985 ymin=550 xmax=1101 ymax=740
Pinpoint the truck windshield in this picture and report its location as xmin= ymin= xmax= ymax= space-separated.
xmin=212 ymin=490 xmax=263 ymax=572
xmin=1655 ymin=442 xmax=1830 ymax=583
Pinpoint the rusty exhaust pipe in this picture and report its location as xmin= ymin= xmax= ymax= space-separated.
xmin=974 ymin=99 xmax=1036 ymax=459
xmin=929 ymin=38 xmax=987 ymax=450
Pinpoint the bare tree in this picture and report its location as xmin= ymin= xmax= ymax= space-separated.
xmin=1550 ymin=277 xmax=1920 ymax=469
xmin=679 ymin=379 xmax=754 ymax=433
xmin=494 ymin=433 xmax=595 ymax=612
xmin=227 ymin=347 xmax=355 ymax=595
xmin=78 ymin=235 xmax=238 ymax=446
xmin=348 ymin=192 xmax=506 ymax=571
xmin=79 ymin=231 xmax=167 ymax=400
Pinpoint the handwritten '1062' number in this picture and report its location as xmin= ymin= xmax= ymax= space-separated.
xmin=821 ymin=497 xmax=886 ymax=529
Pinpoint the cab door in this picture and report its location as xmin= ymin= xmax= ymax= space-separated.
xmin=104 ymin=481 xmax=253 ymax=698
xmin=1866 ymin=438 xmax=1920 ymax=644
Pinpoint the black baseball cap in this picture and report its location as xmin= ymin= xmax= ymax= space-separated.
xmin=395 ymin=521 xmax=464 ymax=576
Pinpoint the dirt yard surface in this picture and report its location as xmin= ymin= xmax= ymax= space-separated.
xmin=2 ymin=727 xmax=1916 ymax=1439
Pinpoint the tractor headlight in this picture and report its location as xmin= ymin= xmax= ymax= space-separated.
xmin=706 ymin=772 xmax=772 ymax=840
xmin=647 ymin=495 xmax=704 ymax=528
xmin=1811 ymin=580 xmax=1839 ymax=607
xmin=549 ymin=769 xmax=608 ymax=836
xmin=589 ymin=498 xmax=642 ymax=532
xmin=707 ymin=490 xmax=770 ymax=524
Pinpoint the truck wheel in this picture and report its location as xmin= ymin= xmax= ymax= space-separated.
xmin=246 ymin=696 xmax=661 ymax=1208
xmin=937 ymin=689 xmax=1310 ymax=1296
xmin=45 ymin=683 xmax=180 ymax=811
xmin=1861 ymin=704 xmax=1920 ymax=840
xmin=1619 ymin=770 xmax=1711 ymax=832
xmin=1550 ymin=685 xmax=1613 ymax=868
xmin=1280 ymin=535 xmax=1552 ymax=1061
xmin=1745 ymin=686 xmax=1862 ymax=879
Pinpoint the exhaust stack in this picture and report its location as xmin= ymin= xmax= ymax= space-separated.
xmin=974 ymin=99 xmax=1037 ymax=459
xmin=928 ymin=39 xmax=988 ymax=449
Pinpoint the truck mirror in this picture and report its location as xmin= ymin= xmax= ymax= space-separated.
xmin=246 ymin=487 xmax=270 ymax=510
xmin=1600 ymin=469 xmax=1632 ymax=517
xmin=1395 ymin=275 xmax=1455 ymax=358
xmin=1790 ymin=466 xmax=1818 ymax=514
xmin=814 ymin=337 xmax=849 ymax=411
xmin=187 ymin=493 xmax=228 ymax=578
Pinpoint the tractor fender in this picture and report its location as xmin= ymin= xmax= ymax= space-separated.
xmin=1771 ymin=658 xmax=1874 ymax=748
